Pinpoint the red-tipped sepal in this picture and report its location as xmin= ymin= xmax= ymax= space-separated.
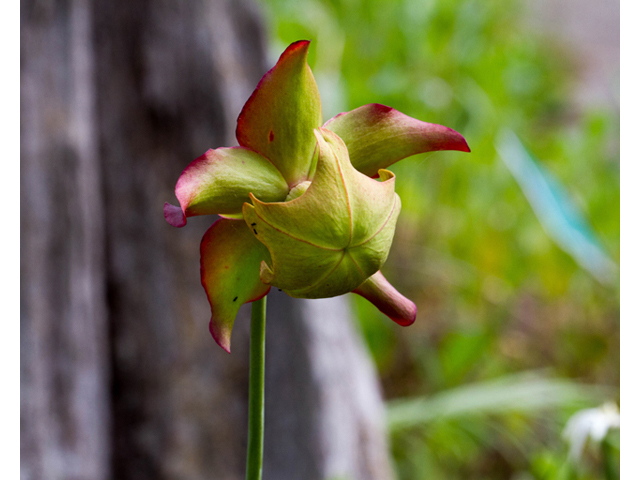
xmin=352 ymin=271 xmax=416 ymax=326
xmin=164 ymin=147 xmax=289 ymax=228
xmin=324 ymin=103 xmax=470 ymax=178
xmin=200 ymin=218 xmax=271 ymax=352
xmin=236 ymin=40 xmax=323 ymax=186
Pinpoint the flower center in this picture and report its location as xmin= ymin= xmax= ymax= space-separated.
xmin=285 ymin=181 xmax=311 ymax=201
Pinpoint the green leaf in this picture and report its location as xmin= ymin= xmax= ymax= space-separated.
xmin=200 ymin=218 xmax=271 ymax=352
xmin=386 ymin=371 xmax=611 ymax=432
xmin=324 ymin=103 xmax=470 ymax=177
xmin=236 ymin=40 xmax=323 ymax=187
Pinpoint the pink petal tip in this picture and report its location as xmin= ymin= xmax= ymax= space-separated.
xmin=353 ymin=271 xmax=417 ymax=327
xmin=164 ymin=202 xmax=187 ymax=228
xmin=209 ymin=320 xmax=231 ymax=354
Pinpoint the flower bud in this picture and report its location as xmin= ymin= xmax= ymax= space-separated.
xmin=243 ymin=128 xmax=401 ymax=299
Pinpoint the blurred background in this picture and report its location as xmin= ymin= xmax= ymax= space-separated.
xmin=21 ymin=0 xmax=619 ymax=479
xmin=258 ymin=0 xmax=620 ymax=478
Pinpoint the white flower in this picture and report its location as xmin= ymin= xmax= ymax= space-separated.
xmin=563 ymin=402 xmax=620 ymax=461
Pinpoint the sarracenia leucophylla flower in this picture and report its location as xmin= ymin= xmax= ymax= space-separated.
xmin=164 ymin=40 xmax=470 ymax=352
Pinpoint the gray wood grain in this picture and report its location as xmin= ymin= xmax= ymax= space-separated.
xmin=21 ymin=0 xmax=110 ymax=478
xmin=21 ymin=1 xmax=394 ymax=478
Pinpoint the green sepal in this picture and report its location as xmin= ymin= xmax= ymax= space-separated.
xmin=200 ymin=218 xmax=271 ymax=352
xmin=324 ymin=103 xmax=470 ymax=177
xmin=165 ymin=147 xmax=289 ymax=227
xmin=236 ymin=40 xmax=323 ymax=187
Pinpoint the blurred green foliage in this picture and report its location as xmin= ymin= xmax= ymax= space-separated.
xmin=259 ymin=0 xmax=620 ymax=478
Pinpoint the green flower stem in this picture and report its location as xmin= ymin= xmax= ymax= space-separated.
xmin=601 ymin=439 xmax=617 ymax=480
xmin=246 ymin=295 xmax=267 ymax=480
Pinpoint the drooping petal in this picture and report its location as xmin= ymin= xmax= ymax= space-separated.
xmin=352 ymin=271 xmax=416 ymax=326
xmin=200 ymin=218 xmax=271 ymax=352
xmin=242 ymin=128 xmax=400 ymax=299
xmin=164 ymin=147 xmax=289 ymax=228
xmin=236 ymin=40 xmax=323 ymax=187
xmin=323 ymin=103 xmax=470 ymax=177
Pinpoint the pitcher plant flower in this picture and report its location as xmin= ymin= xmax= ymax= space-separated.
xmin=164 ymin=40 xmax=469 ymax=353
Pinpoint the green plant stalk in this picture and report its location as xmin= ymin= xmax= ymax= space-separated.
xmin=246 ymin=296 xmax=267 ymax=480
xmin=601 ymin=439 xmax=617 ymax=480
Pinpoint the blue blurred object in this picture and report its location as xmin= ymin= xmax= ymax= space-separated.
xmin=496 ymin=129 xmax=617 ymax=286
